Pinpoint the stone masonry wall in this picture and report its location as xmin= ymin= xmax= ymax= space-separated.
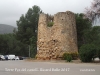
xmin=36 ymin=11 xmax=78 ymax=60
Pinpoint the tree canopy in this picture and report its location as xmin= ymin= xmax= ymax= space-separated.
xmin=16 ymin=5 xmax=42 ymax=44
xmin=0 ymin=34 xmax=28 ymax=56
xmin=75 ymin=13 xmax=92 ymax=48
xmin=15 ymin=5 xmax=42 ymax=57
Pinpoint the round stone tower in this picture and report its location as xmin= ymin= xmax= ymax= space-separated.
xmin=36 ymin=11 xmax=78 ymax=60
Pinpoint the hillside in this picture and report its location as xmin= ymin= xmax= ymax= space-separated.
xmin=0 ymin=24 xmax=16 ymax=34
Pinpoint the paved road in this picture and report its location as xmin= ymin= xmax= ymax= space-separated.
xmin=0 ymin=60 xmax=100 ymax=75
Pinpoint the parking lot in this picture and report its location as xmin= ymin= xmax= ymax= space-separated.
xmin=0 ymin=60 xmax=100 ymax=75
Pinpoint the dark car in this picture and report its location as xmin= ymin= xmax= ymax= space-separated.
xmin=18 ymin=56 xmax=23 ymax=60
xmin=4 ymin=55 xmax=8 ymax=60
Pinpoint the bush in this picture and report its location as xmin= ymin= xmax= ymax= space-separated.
xmin=47 ymin=22 xmax=54 ymax=27
xmin=66 ymin=54 xmax=72 ymax=62
xmin=63 ymin=52 xmax=78 ymax=60
xmin=63 ymin=53 xmax=72 ymax=62
xmin=63 ymin=53 xmax=67 ymax=60
xmin=71 ymin=52 xmax=79 ymax=60
xmin=79 ymin=44 xmax=96 ymax=62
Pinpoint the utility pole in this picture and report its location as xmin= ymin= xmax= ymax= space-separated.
xmin=29 ymin=45 xmax=30 ymax=58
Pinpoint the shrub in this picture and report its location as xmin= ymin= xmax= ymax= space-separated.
xmin=71 ymin=52 xmax=79 ymax=60
xmin=79 ymin=44 xmax=96 ymax=62
xmin=47 ymin=22 xmax=54 ymax=27
xmin=63 ymin=53 xmax=72 ymax=62
xmin=63 ymin=52 xmax=78 ymax=60
xmin=63 ymin=53 xmax=67 ymax=60
xmin=66 ymin=54 xmax=72 ymax=62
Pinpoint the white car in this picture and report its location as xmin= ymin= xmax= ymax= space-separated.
xmin=15 ymin=56 xmax=19 ymax=60
xmin=0 ymin=55 xmax=5 ymax=60
xmin=8 ymin=55 xmax=15 ymax=60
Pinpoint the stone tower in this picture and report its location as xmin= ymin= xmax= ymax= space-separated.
xmin=36 ymin=11 xmax=78 ymax=60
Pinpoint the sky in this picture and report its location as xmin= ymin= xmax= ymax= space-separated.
xmin=0 ymin=0 xmax=93 ymax=27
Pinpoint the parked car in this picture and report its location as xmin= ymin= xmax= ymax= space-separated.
xmin=15 ymin=56 xmax=19 ymax=60
xmin=0 ymin=55 xmax=5 ymax=60
xmin=18 ymin=56 xmax=23 ymax=60
xmin=8 ymin=55 xmax=15 ymax=60
xmin=4 ymin=55 xmax=8 ymax=60
xmin=22 ymin=57 xmax=28 ymax=59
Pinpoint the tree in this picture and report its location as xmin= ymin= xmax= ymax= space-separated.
xmin=16 ymin=5 xmax=42 ymax=57
xmin=79 ymin=44 xmax=96 ymax=62
xmin=0 ymin=34 xmax=28 ymax=56
xmin=79 ymin=26 xmax=100 ymax=62
xmin=85 ymin=0 xmax=100 ymax=22
xmin=75 ymin=13 xmax=92 ymax=48
xmin=84 ymin=26 xmax=100 ymax=45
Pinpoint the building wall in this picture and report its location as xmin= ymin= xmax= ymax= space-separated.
xmin=36 ymin=11 xmax=78 ymax=60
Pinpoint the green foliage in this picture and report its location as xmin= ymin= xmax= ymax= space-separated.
xmin=63 ymin=52 xmax=78 ymax=61
xmin=47 ymin=22 xmax=54 ymax=27
xmin=91 ymin=26 xmax=100 ymax=45
xmin=66 ymin=55 xmax=72 ymax=62
xmin=0 ymin=34 xmax=28 ymax=56
xmin=79 ymin=26 xmax=100 ymax=62
xmin=63 ymin=53 xmax=67 ymax=60
xmin=71 ymin=52 xmax=79 ymax=60
xmin=16 ymin=5 xmax=42 ymax=57
xmin=89 ymin=26 xmax=100 ymax=60
xmin=97 ymin=47 xmax=100 ymax=59
xmin=16 ymin=5 xmax=42 ymax=44
xmin=29 ymin=36 xmax=37 ymax=58
xmin=75 ymin=13 xmax=92 ymax=49
xmin=79 ymin=44 xmax=96 ymax=62
xmin=63 ymin=53 xmax=72 ymax=62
